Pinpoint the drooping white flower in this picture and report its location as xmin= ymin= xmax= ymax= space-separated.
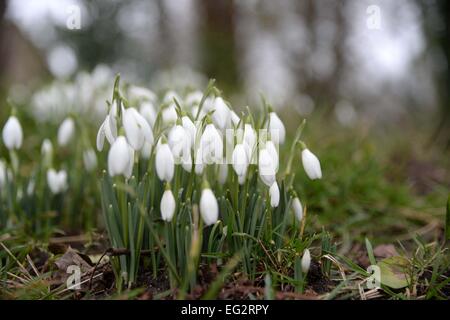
xmin=83 ymin=149 xmax=97 ymax=172
xmin=181 ymin=115 xmax=197 ymax=148
xmin=185 ymin=90 xmax=203 ymax=107
xmin=301 ymin=148 xmax=322 ymax=180
xmin=162 ymin=103 xmax=178 ymax=125
xmin=2 ymin=116 xmax=23 ymax=150
xmin=266 ymin=140 xmax=279 ymax=171
xmin=57 ymin=117 xmax=75 ymax=147
xmin=268 ymin=112 xmax=286 ymax=144
xmin=200 ymin=188 xmax=219 ymax=226
xmin=96 ymin=114 xmax=117 ymax=151
xmin=232 ymin=144 xmax=248 ymax=184
xmin=155 ymin=142 xmax=174 ymax=182
xmin=168 ymin=125 xmax=190 ymax=158
xmin=128 ymin=86 xmax=157 ymax=103
xmin=47 ymin=169 xmax=68 ymax=194
xmin=292 ymin=197 xmax=303 ymax=222
xmin=243 ymin=124 xmax=256 ymax=163
xmin=41 ymin=139 xmax=53 ymax=156
xmin=41 ymin=139 xmax=53 ymax=167
xmin=212 ymin=97 xmax=230 ymax=130
xmin=123 ymin=107 xmax=153 ymax=151
xmin=301 ymin=249 xmax=311 ymax=273
xmin=160 ymin=188 xmax=176 ymax=222
xmin=197 ymin=124 xmax=223 ymax=165
xmin=258 ymin=148 xmax=276 ymax=187
xmin=230 ymin=111 xmax=240 ymax=127
xmin=181 ymin=150 xmax=193 ymax=172
xmin=139 ymin=102 xmax=156 ymax=127
xmin=269 ymin=182 xmax=280 ymax=208
xmin=108 ymin=136 xmax=134 ymax=178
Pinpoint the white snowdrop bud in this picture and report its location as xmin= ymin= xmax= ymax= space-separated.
xmin=160 ymin=187 xmax=176 ymax=222
xmin=268 ymin=112 xmax=285 ymax=144
xmin=181 ymin=150 xmax=193 ymax=172
xmin=199 ymin=124 xmax=223 ymax=164
xmin=139 ymin=102 xmax=156 ymax=128
xmin=123 ymin=107 xmax=153 ymax=151
xmin=212 ymin=97 xmax=230 ymax=130
xmin=47 ymin=169 xmax=68 ymax=194
xmin=162 ymin=103 xmax=178 ymax=125
xmin=292 ymin=197 xmax=303 ymax=222
xmin=168 ymin=125 xmax=190 ymax=158
xmin=258 ymin=148 xmax=276 ymax=187
xmin=301 ymin=148 xmax=322 ymax=180
xmin=2 ymin=115 xmax=23 ymax=150
xmin=83 ymin=149 xmax=97 ymax=172
xmin=57 ymin=117 xmax=75 ymax=147
xmin=41 ymin=139 xmax=53 ymax=157
xmin=230 ymin=110 xmax=240 ymax=126
xmin=232 ymin=144 xmax=248 ymax=184
xmin=266 ymin=140 xmax=279 ymax=171
xmin=200 ymin=187 xmax=219 ymax=226
xmin=269 ymin=182 xmax=280 ymax=208
xmin=181 ymin=116 xmax=197 ymax=148
xmin=243 ymin=124 xmax=256 ymax=162
xmin=108 ymin=136 xmax=134 ymax=178
xmin=155 ymin=142 xmax=174 ymax=182
xmin=301 ymin=249 xmax=311 ymax=273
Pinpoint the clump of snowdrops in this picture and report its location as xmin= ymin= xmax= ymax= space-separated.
xmin=98 ymin=76 xmax=323 ymax=292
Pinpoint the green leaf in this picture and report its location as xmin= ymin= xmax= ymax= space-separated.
xmin=365 ymin=237 xmax=376 ymax=266
xmin=377 ymin=256 xmax=410 ymax=289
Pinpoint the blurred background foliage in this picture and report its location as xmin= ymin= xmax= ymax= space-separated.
xmin=0 ymin=0 xmax=448 ymax=141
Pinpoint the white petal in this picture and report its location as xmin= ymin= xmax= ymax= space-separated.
xmin=160 ymin=190 xmax=176 ymax=222
xmin=301 ymin=149 xmax=322 ymax=180
xmin=269 ymin=182 xmax=280 ymax=207
xmin=200 ymin=188 xmax=219 ymax=226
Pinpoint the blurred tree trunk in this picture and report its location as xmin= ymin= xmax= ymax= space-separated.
xmin=420 ymin=0 xmax=450 ymax=147
xmin=199 ymin=0 xmax=239 ymax=93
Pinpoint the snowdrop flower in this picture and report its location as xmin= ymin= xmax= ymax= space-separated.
xmin=185 ymin=90 xmax=203 ymax=107
xmin=96 ymin=114 xmax=117 ymax=151
xmin=212 ymin=97 xmax=230 ymax=130
xmin=268 ymin=112 xmax=285 ymax=144
xmin=160 ymin=186 xmax=176 ymax=222
xmin=162 ymin=103 xmax=178 ymax=125
xmin=269 ymin=182 xmax=280 ymax=208
xmin=83 ymin=149 xmax=97 ymax=172
xmin=41 ymin=139 xmax=53 ymax=156
xmin=266 ymin=140 xmax=279 ymax=171
xmin=140 ymin=102 xmax=156 ymax=127
xmin=47 ymin=169 xmax=68 ymax=194
xmin=2 ymin=115 xmax=23 ymax=150
xmin=197 ymin=124 xmax=223 ymax=165
xmin=301 ymin=249 xmax=311 ymax=273
xmin=232 ymin=144 xmax=248 ymax=184
xmin=230 ymin=110 xmax=240 ymax=126
xmin=128 ymin=86 xmax=157 ymax=103
xmin=181 ymin=150 xmax=193 ymax=172
xmin=301 ymin=148 xmax=322 ymax=180
xmin=123 ymin=107 xmax=153 ymax=151
xmin=292 ymin=197 xmax=303 ymax=222
xmin=41 ymin=139 xmax=53 ymax=167
xmin=163 ymin=90 xmax=182 ymax=105
xmin=200 ymin=187 xmax=219 ymax=226
xmin=181 ymin=115 xmax=197 ymax=147
xmin=243 ymin=124 xmax=256 ymax=162
xmin=108 ymin=136 xmax=134 ymax=178
xmin=57 ymin=117 xmax=75 ymax=147
xmin=155 ymin=142 xmax=174 ymax=182
xmin=258 ymin=148 xmax=276 ymax=187
xmin=168 ymin=125 xmax=190 ymax=158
